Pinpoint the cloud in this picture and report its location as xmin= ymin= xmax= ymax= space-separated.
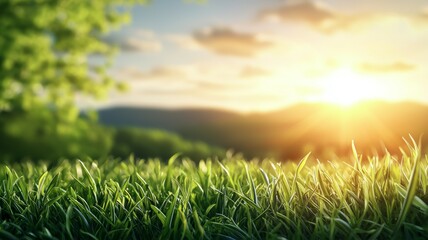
xmin=356 ymin=62 xmax=416 ymax=74
xmin=117 ymin=64 xmax=264 ymax=92
xmin=260 ymin=1 xmax=428 ymax=34
xmin=104 ymin=29 xmax=162 ymax=53
xmin=195 ymin=81 xmax=237 ymax=91
xmin=259 ymin=1 xmax=357 ymax=33
xmin=121 ymin=38 xmax=162 ymax=52
xmin=167 ymin=34 xmax=202 ymax=51
xmin=239 ymin=66 xmax=270 ymax=78
xmin=261 ymin=1 xmax=334 ymax=25
xmin=119 ymin=66 xmax=187 ymax=81
xmin=192 ymin=27 xmax=273 ymax=57
xmin=142 ymin=66 xmax=187 ymax=79
xmin=413 ymin=10 xmax=428 ymax=25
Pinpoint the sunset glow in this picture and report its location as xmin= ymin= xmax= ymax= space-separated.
xmin=320 ymin=69 xmax=379 ymax=106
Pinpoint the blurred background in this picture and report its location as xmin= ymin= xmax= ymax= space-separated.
xmin=1 ymin=0 xmax=428 ymax=162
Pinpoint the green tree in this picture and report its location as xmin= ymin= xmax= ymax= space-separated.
xmin=0 ymin=0 xmax=146 ymax=114
xmin=0 ymin=0 xmax=146 ymax=161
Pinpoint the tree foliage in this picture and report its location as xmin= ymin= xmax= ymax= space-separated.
xmin=0 ymin=0 xmax=145 ymax=114
xmin=0 ymin=0 xmax=146 ymax=161
xmin=111 ymin=127 xmax=225 ymax=161
xmin=0 ymin=109 xmax=113 ymax=161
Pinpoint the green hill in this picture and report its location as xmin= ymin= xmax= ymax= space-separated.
xmin=99 ymin=101 xmax=428 ymax=159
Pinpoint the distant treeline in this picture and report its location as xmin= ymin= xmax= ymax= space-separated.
xmin=110 ymin=127 xmax=225 ymax=161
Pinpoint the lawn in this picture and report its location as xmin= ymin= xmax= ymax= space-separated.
xmin=0 ymin=144 xmax=427 ymax=239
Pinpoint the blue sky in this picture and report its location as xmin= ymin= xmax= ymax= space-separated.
xmin=85 ymin=0 xmax=428 ymax=112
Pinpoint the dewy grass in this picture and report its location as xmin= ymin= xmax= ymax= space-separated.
xmin=0 ymin=146 xmax=427 ymax=239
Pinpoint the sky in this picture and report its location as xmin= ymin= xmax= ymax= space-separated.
xmin=88 ymin=0 xmax=428 ymax=112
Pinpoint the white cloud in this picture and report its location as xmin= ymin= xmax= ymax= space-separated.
xmin=192 ymin=27 xmax=273 ymax=57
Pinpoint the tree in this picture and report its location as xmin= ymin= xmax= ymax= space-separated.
xmin=0 ymin=0 xmax=146 ymax=161
xmin=0 ymin=0 xmax=146 ymax=115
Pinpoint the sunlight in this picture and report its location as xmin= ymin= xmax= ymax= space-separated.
xmin=320 ymin=68 xmax=379 ymax=106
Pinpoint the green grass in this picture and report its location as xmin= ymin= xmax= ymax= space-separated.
xmin=0 ymin=147 xmax=428 ymax=239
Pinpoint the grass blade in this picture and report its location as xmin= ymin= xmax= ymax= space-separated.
xmin=394 ymin=146 xmax=421 ymax=235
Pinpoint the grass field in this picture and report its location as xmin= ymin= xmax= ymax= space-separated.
xmin=0 ymin=144 xmax=427 ymax=239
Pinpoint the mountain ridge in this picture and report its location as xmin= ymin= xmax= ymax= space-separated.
xmin=98 ymin=101 xmax=428 ymax=159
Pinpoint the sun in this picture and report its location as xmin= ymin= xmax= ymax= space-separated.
xmin=320 ymin=68 xmax=379 ymax=106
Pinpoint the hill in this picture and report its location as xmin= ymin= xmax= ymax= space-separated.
xmin=98 ymin=101 xmax=428 ymax=159
xmin=98 ymin=107 xmax=241 ymax=132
